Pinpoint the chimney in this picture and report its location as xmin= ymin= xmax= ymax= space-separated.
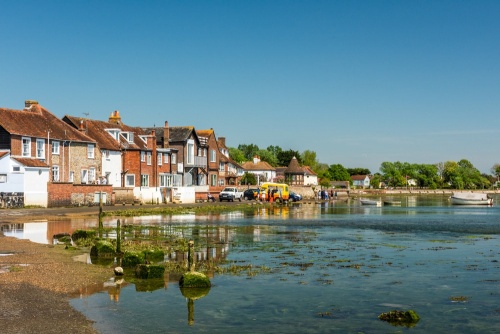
xmin=109 ymin=110 xmax=122 ymax=124
xmin=24 ymin=100 xmax=39 ymax=110
xmin=163 ymin=121 xmax=169 ymax=148
xmin=219 ymin=137 xmax=226 ymax=147
xmin=79 ymin=119 xmax=86 ymax=132
xmin=253 ymin=155 xmax=260 ymax=164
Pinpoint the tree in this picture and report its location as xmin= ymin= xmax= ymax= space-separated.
xmin=370 ymin=174 xmax=382 ymax=189
xmin=256 ymin=149 xmax=278 ymax=166
xmin=301 ymin=150 xmax=318 ymax=171
xmin=240 ymin=172 xmax=257 ymax=185
xmin=491 ymin=163 xmax=500 ymax=184
xmin=277 ymin=149 xmax=301 ymax=167
xmin=346 ymin=168 xmax=371 ymax=176
xmin=228 ymin=147 xmax=245 ymax=163
xmin=238 ymin=144 xmax=259 ymax=161
xmin=328 ymin=164 xmax=351 ymax=181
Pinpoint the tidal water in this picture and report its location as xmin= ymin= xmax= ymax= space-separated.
xmin=8 ymin=195 xmax=500 ymax=333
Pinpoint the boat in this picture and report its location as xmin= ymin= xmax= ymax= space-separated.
xmin=450 ymin=192 xmax=493 ymax=206
xmin=360 ymin=198 xmax=382 ymax=206
xmin=383 ymin=200 xmax=401 ymax=206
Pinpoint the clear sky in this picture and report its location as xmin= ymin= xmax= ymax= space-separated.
xmin=1 ymin=0 xmax=499 ymax=174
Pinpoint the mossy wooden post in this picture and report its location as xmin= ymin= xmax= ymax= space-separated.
xmin=188 ymin=239 xmax=195 ymax=272
xmin=98 ymin=192 xmax=104 ymax=238
xmin=116 ymin=219 xmax=121 ymax=254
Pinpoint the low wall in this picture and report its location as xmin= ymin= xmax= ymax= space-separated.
xmin=47 ymin=183 xmax=113 ymax=208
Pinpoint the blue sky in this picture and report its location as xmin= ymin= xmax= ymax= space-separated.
xmin=1 ymin=0 xmax=499 ymax=174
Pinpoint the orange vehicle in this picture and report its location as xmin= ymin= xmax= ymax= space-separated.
xmin=259 ymin=182 xmax=290 ymax=202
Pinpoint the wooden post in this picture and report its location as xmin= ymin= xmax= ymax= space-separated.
xmin=116 ymin=219 xmax=121 ymax=253
xmin=188 ymin=239 xmax=195 ymax=272
xmin=98 ymin=192 xmax=103 ymax=238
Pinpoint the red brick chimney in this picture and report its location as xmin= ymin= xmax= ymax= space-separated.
xmin=219 ymin=137 xmax=226 ymax=147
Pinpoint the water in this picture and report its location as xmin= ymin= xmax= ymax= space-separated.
xmin=5 ymin=196 xmax=500 ymax=333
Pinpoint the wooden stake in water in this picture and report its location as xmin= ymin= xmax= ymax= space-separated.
xmin=188 ymin=239 xmax=195 ymax=272
xmin=116 ymin=219 xmax=121 ymax=253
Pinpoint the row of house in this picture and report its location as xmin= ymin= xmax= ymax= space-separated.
xmin=0 ymin=101 xmax=318 ymax=207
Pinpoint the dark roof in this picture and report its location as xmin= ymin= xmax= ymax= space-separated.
xmin=284 ymin=156 xmax=303 ymax=174
xmin=169 ymin=126 xmax=196 ymax=142
xmin=64 ymin=115 xmax=148 ymax=151
xmin=0 ymin=104 xmax=94 ymax=143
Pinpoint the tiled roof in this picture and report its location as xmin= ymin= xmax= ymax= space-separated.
xmin=285 ymin=156 xmax=303 ymax=174
xmin=351 ymin=175 xmax=369 ymax=180
xmin=196 ymin=129 xmax=213 ymax=138
xmin=242 ymin=160 xmax=275 ymax=171
xmin=0 ymin=151 xmax=9 ymax=159
xmin=64 ymin=115 xmax=148 ymax=151
xmin=12 ymin=157 xmax=49 ymax=168
xmin=302 ymin=166 xmax=317 ymax=176
xmin=170 ymin=126 xmax=195 ymax=142
xmin=0 ymin=105 xmax=94 ymax=143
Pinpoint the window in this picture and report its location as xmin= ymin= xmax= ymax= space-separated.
xmin=88 ymin=144 xmax=95 ymax=159
xmin=103 ymin=150 xmax=110 ymax=159
xmin=210 ymin=174 xmax=217 ymax=186
xmin=141 ymin=174 xmax=149 ymax=187
xmin=187 ymin=141 xmax=194 ymax=164
xmin=52 ymin=165 xmax=59 ymax=182
xmin=164 ymin=154 xmax=169 ymax=163
xmin=22 ymin=137 xmax=31 ymax=157
xmin=13 ymin=166 xmax=20 ymax=172
xmin=158 ymin=153 xmax=162 ymax=165
xmin=141 ymin=151 xmax=145 ymax=162
xmin=0 ymin=174 xmax=7 ymax=183
xmin=219 ymin=162 xmax=225 ymax=172
xmin=125 ymin=174 xmax=135 ymax=187
xmin=89 ymin=167 xmax=96 ymax=183
xmin=69 ymin=171 xmax=74 ymax=183
xmin=171 ymin=153 xmax=176 ymax=164
xmin=147 ymin=152 xmax=152 ymax=165
xmin=36 ymin=139 xmax=45 ymax=159
xmin=52 ymin=141 xmax=60 ymax=155
xmin=81 ymin=169 xmax=88 ymax=184
xmin=121 ymin=132 xmax=134 ymax=143
xmin=160 ymin=174 xmax=172 ymax=187
xmin=210 ymin=149 xmax=216 ymax=162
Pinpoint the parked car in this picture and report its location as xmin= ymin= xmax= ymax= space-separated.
xmin=219 ymin=187 xmax=243 ymax=202
xmin=289 ymin=192 xmax=302 ymax=202
xmin=243 ymin=188 xmax=259 ymax=200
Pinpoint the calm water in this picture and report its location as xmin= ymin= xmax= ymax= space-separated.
xmin=8 ymin=196 xmax=500 ymax=333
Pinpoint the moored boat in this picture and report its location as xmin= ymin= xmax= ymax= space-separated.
xmin=383 ymin=200 xmax=401 ymax=206
xmin=450 ymin=193 xmax=493 ymax=206
xmin=360 ymin=198 xmax=382 ymax=206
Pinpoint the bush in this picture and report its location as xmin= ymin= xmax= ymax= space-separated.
xmin=135 ymin=264 xmax=165 ymax=279
xmin=72 ymin=229 xmax=96 ymax=241
xmin=90 ymin=240 xmax=115 ymax=258
xmin=122 ymin=251 xmax=144 ymax=267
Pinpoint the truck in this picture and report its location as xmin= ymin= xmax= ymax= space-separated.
xmin=218 ymin=187 xmax=243 ymax=202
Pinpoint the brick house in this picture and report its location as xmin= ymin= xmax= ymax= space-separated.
xmin=65 ymin=112 xmax=180 ymax=204
xmin=196 ymin=129 xmax=220 ymax=188
xmin=0 ymin=101 xmax=103 ymax=207
xmin=217 ymin=137 xmax=243 ymax=186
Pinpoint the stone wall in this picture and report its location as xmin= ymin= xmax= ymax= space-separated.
xmin=47 ymin=183 xmax=113 ymax=207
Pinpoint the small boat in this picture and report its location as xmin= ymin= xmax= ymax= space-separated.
xmin=360 ymin=198 xmax=382 ymax=206
xmin=383 ymin=200 xmax=401 ymax=206
xmin=450 ymin=192 xmax=493 ymax=206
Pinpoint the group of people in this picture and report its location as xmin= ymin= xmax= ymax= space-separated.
xmin=318 ymin=189 xmax=338 ymax=200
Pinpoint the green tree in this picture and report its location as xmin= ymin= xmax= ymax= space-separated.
xmin=370 ymin=174 xmax=382 ymax=189
xmin=256 ymin=149 xmax=278 ymax=166
xmin=346 ymin=168 xmax=371 ymax=176
xmin=240 ymin=172 xmax=257 ymax=185
xmin=491 ymin=163 xmax=500 ymax=185
xmin=328 ymin=164 xmax=351 ymax=181
xmin=228 ymin=147 xmax=245 ymax=163
xmin=277 ymin=149 xmax=301 ymax=167
xmin=238 ymin=144 xmax=259 ymax=161
xmin=301 ymin=150 xmax=318 ymax=171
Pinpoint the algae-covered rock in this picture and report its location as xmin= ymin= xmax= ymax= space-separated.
xmin=378 ymin=309 xmax=420 ymax=327
xmin=135 ymin=264 xmax=165 ymax=279
xmin=90 ymin=240 xmax=115 ymax=258
xmin=179 ymin=271 xmax=211 ymax=288
xmin=180 ymin=287 xmax=211 ymax=300
xmin=71 ymin=229 xmax=96 ymax=241
xmin=122 ymin=251 xmax=145 ymax=267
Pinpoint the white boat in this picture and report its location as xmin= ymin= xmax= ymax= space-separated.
xmin=450 ymin=193 xmax=493 ymax=206
xmin=360 ymin=198 xmax=382 ymax=206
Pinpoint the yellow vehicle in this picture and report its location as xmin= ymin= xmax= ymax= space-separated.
xmin=259 ymin=182 xmax=290 ymax=202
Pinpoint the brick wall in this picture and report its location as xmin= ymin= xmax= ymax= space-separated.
xmin=47 ymin=182 xmax=113 ymax=207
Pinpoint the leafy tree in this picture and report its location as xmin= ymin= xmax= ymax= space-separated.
xmin=256 ymin=149 xmax=278 ymax=167
xmin=319 ymin=176 xmax=331 ymax=188
xmin=238 ymin=144 xmax=259 ymax=161
xmin=266 ymin=145 xmax=283 ymax=161
xmin=328 ymin=164 xmax=351 ymax=181
xmin=301 ymin=150 xmax=318 ymax=171
xmin=370 ymin=174 xmax=382 ymax=189
xmin=240 ymin=172 xmax=257 ymax=185
xmin=346 ymin=168 xmax=371 ymax=176
xmin=228 ymin=147 xmax=245 ymax=163
xmin=491 ymin=163 xmax=500 ymax=183
xmin=277 ymin=149 xmax=301 ymax=167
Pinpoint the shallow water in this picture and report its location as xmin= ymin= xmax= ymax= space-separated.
xmin=5 ymin=196 xmax=500 ymax=333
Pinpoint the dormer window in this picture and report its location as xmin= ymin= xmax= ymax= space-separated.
xmin=106 ymin=129 xmax=120 ymax=141
xmin=121 ymin=132 xmax=134 ymax=143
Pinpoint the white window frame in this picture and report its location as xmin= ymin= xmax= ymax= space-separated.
xmin=141 ymin=151 xmax=145 ymax=162
xmin=88 ymin=144 xmax=95 ymax=159
xmin=187 ymin=140 xmax=194 ymax=165
xmin=164 ymin=154 xmax=169 ymax=164
xmin=36 ymin=139 xmax=45 ymax=159
xmin=171 ymin=153 xmax=176 ymax=164
xmin=89 ymin=167 xmax=96 ymax=183
xmin=52 ymin=141 xmax=60 ymax=155
xmin=141 ymin=174 xmax=149 ymax=187
xmin=147 ymin=152 xmax=152 ymax=165
xmin=22 ymin=137 xmax=31 ymax=157
xmin=69 ymin=171 xmax=74 ymax=183
xmin=52 ymin=165 xmax=59 ymax=182
xmin=125 ymin=174 xmax=135 ymax=187
xmin=158 ymin=153 xmax=162 ymax=165
xmin=210 ymin=174 xmax=217 ymax=186
xmin=219 ymin=162 xmax=225 ymax=172
xmin=210 ymin=149 xmax=216 ymax=162
xmin=81 ymin=169 xmax=88 ymax=184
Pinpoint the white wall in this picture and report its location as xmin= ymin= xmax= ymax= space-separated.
xmin=102 ymin=150 xmax=121 ymax=187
